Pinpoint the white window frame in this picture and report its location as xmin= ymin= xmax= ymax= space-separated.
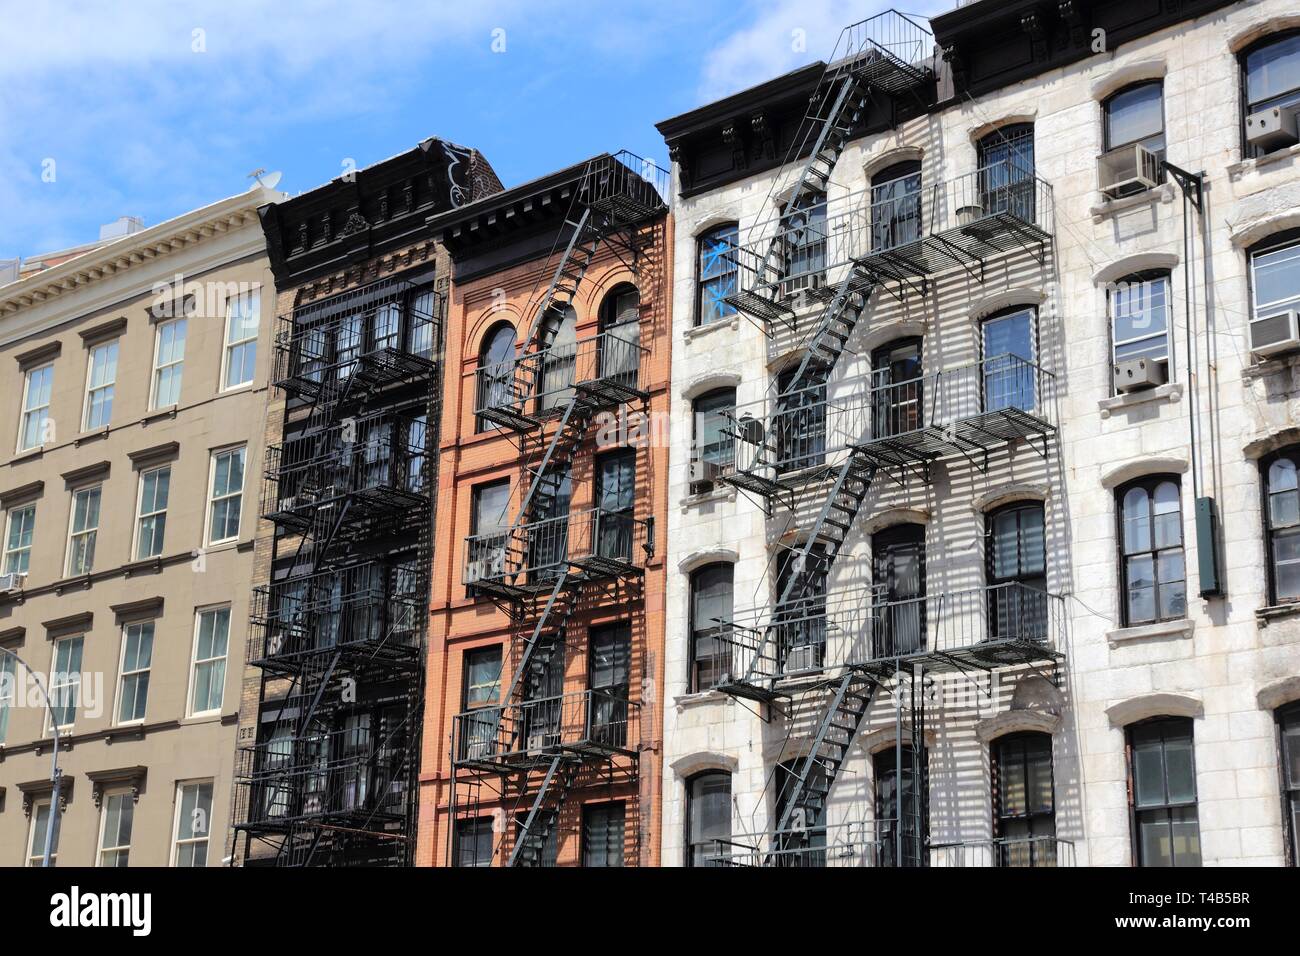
xmin=205 ymin=446 xmax=246 ymax=546
xmin=97 ymin=791 xmax=134 ymax=867
xmin=65 ymin=484 xmax=101 ymax=577
xmin=187 ymin=605 xmax=230 ymax=717
xmin=150 ymin=317 xmax=187 ymax=409
xmin=1250 ymin=235 xmax=1300 ymax=321
xmin=0 ymin=651 xmax=15 ymax=745
xmin=17 ymin=363 xmax=53 ymax=453
xmin=27 ymin=798 xmax=58 ymax=866
xmin=115 ymin=620 xmax=154 ymax=726
xmin=3 ymin=503 xmax=36 ymax=576
xmin=133 ymin=465 xmax=170 ymax=560
xmin=171 ymin=780 xmax=214 ymax=867
xmin=82 ymin=339 xmax=119 ymax=431
xmin=221 ymin=290 xmax=260 ymax=391
xmin=47 ymin=635 xmax=83 ymax=732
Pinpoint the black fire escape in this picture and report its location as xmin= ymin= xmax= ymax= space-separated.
xmin=231 ymin=276 xmax=442 ymax=866
xmin=448 ymin=152 xmax=669 ymax=866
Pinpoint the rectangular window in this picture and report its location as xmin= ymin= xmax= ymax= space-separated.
xmin=0 ymin=652 xmax=15 ymax=744
xmin=116 ymin=621 xmax=154 ymax=724
xmin=514 ymin=810 xmax=558 ymax=866
xmin=189 ymin=607 xmax=230 ymax=716
xmin=463 ymin=646 xmax=502 ymax=709
xmin=151 ymin=318 xmax=187 ymax=408
xmin=1279 ymin=705 xmax=1300 ymax=866
xmin=1111 ymin=273 xmax=1171 ymax=371
xmin=1118 ymin=477 xmax=1186 ymax=625
xmin=994 ymin=733 xmax=1056 ymax=866
xmin=172 ymin=781 xmax=214 ymax=866
xmin=1251 ymin=235 xmax=1300 ymax=322
xmin=697 ymin=224 xmax=739 ymax=326
xmin=135 ymin=465 xmax=170 ymax=559
xmin=3 ymin=503 xmax=35 ymax=575
xmin=66 ymin=485 xmax=101 ymax=576
xmin=222 ymin=290 xmax=259 ymax=390
xmin=982 ymin=308 xmax=1036 ymax=413
xmin=98 ymin=792 xmax=134 ymax=867
xmin=455 ymin=817 xmax=494 ymax=868
xmin=27 ymin=799 xmax=60 ymax=866
xmin=207 ymin=447 xmax=245 ymax=544
xmin=18 ymin=364 xmax=53 ymax=452
xmin=48 ymin=635 xmax=83 ymax=730
xmin=582 ymin=802 xmax=626 ymax=867
xmin=467 ymin=480 xmax=510 ymax=583
xmin=83 ymin=340 xmax=118 ymax=430
xmin=1129 ymin=718 xmax=1200 ymax=867
xmin=690 ymin=563 xmax=734 ymax=692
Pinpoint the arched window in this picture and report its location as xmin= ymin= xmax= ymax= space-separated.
xmin=986 ymin=500 xmax=1047 ymax=642
xmin=1127 ymin=717 xmax=1200 ymax=867
xmin=476 ymin=320 xmax=516 ymax=430
xmin=1110 ymin=270 xmax=1172 ymax=385
xmin=1263 ymin=447 xmax=1300 ymax=604
xmin=686 ymin=770 xmax=732 ymax=867
xmin=599 ymin=284 xmax=640 ymax=385
xmin=871 ymin=337 xmax=923 ymax=438
xmin=992 ymin=732 xmax=1055 ymax=866
xmin=977 ymin=123 xmax=1035 ymax=221
xmin=689 ymin=562 xmax=733 ymax=692
xmin=691 ymin=387 xmax=736 ymax=491
xmin=1116 ymin=476 xmax=1186 ymax=626
xmin=1103 ymin=81 xmax=1166 ymax=157
xmin=870 ymin=160 xmax=922 ymax=252
xmin=1241 ymin=31 xmax=1300 ymax=157
xmin=697 ymin=223 xmax=738 ymax=327
xmin=538 ymin=306 xmax=577 ymax=412
xmin=1278 ymin=702 xmax=1300 ymax=865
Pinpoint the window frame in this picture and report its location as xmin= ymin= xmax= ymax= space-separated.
xmin=1278 ymin=702 xmax=1300 ymax=867
xmin=97 ymin=790 xmax=135 ymax=867
xmin=220 ymin=289 xmax=260 ymax=392
xmin=475 ymin=320 xmax=517 ymax=431
xmin=81 ymin=338 xmax=119 ymax=431
xmin=2 ymin=502 xmax=36 ymax=576
xmin=134 ymin=464 xmax=171 ymax=560
xmin=17 ymin=363 xmax=54 ymax=454
xmin=455 ymin=816 xmax=495 ymax=868
xmin=1126 ymin=716 xmax=1201 ymax=867
xmin=1102 ymin=80 xmax=1167 ymax=155
xmin=581 ymin=800 xmax=626 ymax=867
xmin=1262 ymin=446 xmax=1300 ymax=605
xmin=691 ymin=386 xmax=737 ymax=488
xmin=1108 ymin=270 xmax=1174 ymax=383
xmin=696 ymin=222 xmax=740 ymax=327
xmin=171 ymin=779 xmax=214 ymax=867
xmin=1239 ymin=29 xmax=1300 ymax=157
xmin=187 ymin=605 xmax=231 ymax=718
xmin=0 ymin=651 xmax=14 ymax=744
xmin=65 ymin=484 xmax=101 ymax=577
xmin=1248 ymin=229 xmax=1300 ymax=326
xmin=689 ymin=561 xmax=734 ymax=693
xmin=685 ymin=769 xmax=732 ymax=867
xmin=462 ymin=645 xmax=503 ymax=711
xmin=205 ymin=445 xmax=246 ymax=546
xmin=991 ymin=731 xmax=1056 ymax=866
xmin=47 ymin=634 xmax=84 ymax=732
xmin=26 ymin=797 xmax=59 ymax=866
xmin=115 ymin=619 xmax=155 ymax=726
xmin=1115 ymin=475 xmax=1187 ymax=627
xmin=150 ymin=316 xmax=187 ymax=409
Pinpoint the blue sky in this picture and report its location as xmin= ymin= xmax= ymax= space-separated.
xmin=0 ymin=0 xmax=948 ymax=261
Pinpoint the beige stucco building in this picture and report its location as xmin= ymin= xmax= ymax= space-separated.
xmin=0 ymin=185 xmax=282 ymax=865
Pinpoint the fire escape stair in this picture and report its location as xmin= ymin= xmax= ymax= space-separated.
xmin=509 ymin=754 xmax=580 ymax=867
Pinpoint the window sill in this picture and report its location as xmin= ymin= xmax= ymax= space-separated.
xmin=1227 ymin=142 xmax=1300 ymax=181
xmin=680 ymin=484 xmax=736 ymax=510
xmin=1089 ymin=183 xmax=1175 ymax=223
xmin=74 ymin=427 xmax=111 ymax=447
xmin=1099 ymin=382 xmax=1182 ymax=418
xmin=1256 ymin=602 xmax=1300 ymax=626
xmin=683 ymin=315 xmax=740 ymax=343
xmin=673 ymin=689 xmax=731 ymax=709
xmin=142 ymin=405 xmax=178 ymax=425
xmin=1106 ymin=617 xmax=1194 ymax=646
xmin=6 ymin=447 xmax=45 ymax=467
xmin=1242 ymin=350 xmax=1300 ymax=381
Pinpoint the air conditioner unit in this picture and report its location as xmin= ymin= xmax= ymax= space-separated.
xmin=689 ymin=458 xmax=723 ymax=489
xmin=1098 ymin=144 xmax=1162 ymax=199
xmin=1249 ymin=309 xmax=1300 ymax=358
xmin=0 ymin=572 xmax=26 ymax=593
xmin=1113 ymin=357 xmax=1167 ymax=392
xmin=527 ymin=733 xmax=558 ymax=755
xmin=784 ymin=644 xmax=820 ymax=674
xmin=1246 ymin=106 xmax=1300 ymax=152
xmin=302 ymin=794 xmax=323 ymax=815
xmin=465 ymin=552 xmax=505 ymax=584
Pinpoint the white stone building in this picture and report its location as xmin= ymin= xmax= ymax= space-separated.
xmin=655 ymin=0 xmax=1300 ymax=867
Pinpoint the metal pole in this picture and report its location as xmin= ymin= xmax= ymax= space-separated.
xmin=0 ymin=646 xmax=61 ymax=866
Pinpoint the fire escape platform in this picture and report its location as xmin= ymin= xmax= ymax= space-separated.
xmin=850 ymin=406 xmax=1056 ymax=472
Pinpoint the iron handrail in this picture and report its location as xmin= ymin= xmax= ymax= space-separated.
xmin=474 ymin=329 xmax=649 ymax=417
xmin=463 ymin=506 xmax=651 ymax=586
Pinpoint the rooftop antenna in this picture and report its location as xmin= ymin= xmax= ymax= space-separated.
xmin=248 ymin=168 xmax=282 ymax=190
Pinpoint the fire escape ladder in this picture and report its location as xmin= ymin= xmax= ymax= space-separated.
xmin=508 ymin=754 xmax=579 ymax=867
xmin=786 ymin=266 xmax=881 ymax=394
xmin=500 ymin=571 xmax=580 ymax=733
xmin=520 ymin=208 xmax=602 ymax=355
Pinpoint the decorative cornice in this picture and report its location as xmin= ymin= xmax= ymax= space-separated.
xmin=127 ymin=441 xmax=180 ymax=470
xmin=0 ymin=479 xmax=44 ymax=508
xmin=86 ymin=766 xmax=148 ymax=808
xmin=61 ymin=460 xmax=110 ymax=488
xmin=110 ymin=596 xmax=164 ymax=624
xmin=41 ymin=610 xmax=93 ymax=638
xmin=13 ymin=341 xmax=61 ymax=369
xmin=77 ymin=316 xmax=128 ymax=346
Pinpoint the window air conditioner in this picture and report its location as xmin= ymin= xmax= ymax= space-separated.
xmin=465 ymin=552 xmax=505 ymax=584
xmin=784 ymin=644 xmax=820 ymax=674
xmin=1112 ymin=357 xmax=1168 ymax=393
xmin=1249 ymin=309 xmax=1300 ymax=358
xmin=1098 ymin=144 xmax=1162 ymax=199
xmin=0 ymin=572 xmax=26 ymax=593
xmin=689 ymin=458 xmax=723 ymax=489
xmin=527 ymin=733 xmax=558 ymax=755
xmin=1246 ymin=106 xmax=1300 ymax=152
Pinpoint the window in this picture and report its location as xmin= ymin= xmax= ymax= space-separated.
xmin=589 ymin=623 xmax=631 ymax=748
xmin=27 ymin=799 xmax=60 ymax=866
xmin=1249 ymin=230 xmax=1300 ymax=327
xmin=776 ymin=542 xmax=827 ymax=672
xmin=463 ymin=645 xmax=503 ymax=709
xmin=978 ymin=123 xmax=1036 ymax=220
xmin=775 ymin=363 xmax=826 ymax=473
xmin=1117 ymin=476 xmax=1186 ymax=626
xmin=151 ymin=318 xmax=187 ymax=408
xmin=223 ymin=289 xmax=259 ymax=389
xmin=986 ymin=501 xmax=1047 ymax=641
xmin=1242 ymin=31 xmax=1300 ymax=156
xmin=0 ymin=651 xmax=14 ymax=744
xmin=782 ymin=192 xmax=827 ymax=295
xmin=98 ymin=793 xmax=134 ymax=867
xmin=48 ymin=635 xmax=83 ymax=730
xmin=599 ymin=284 xmax=640 ymax=386
xmin=3 ymin=503 xmax=35 ymax=575
xmin=467 ymin=480 xmax=510 ymax=584
xmin=116 ymin=621 xmax=154 ymax=724
xmin=875 ymin=746 xmax=924 ymax=867
xmin=775 ymin=758 xmax=827 ymax=865
xmin=697 ymin=223 xmax=738 ymax=326
xmin=594 ymin=450 xmax=635 ymax=562
xmin=514 ymin=810 xmax=558 ymax=866
xmin=1264 ymin=448 xmax=1300 ymax=604
xmin=189 ymin=607 xmax=230 ymax=716
xmin=456 ymin=817 xmax=494 ymax=867
xmin=870 ymin=338 xmax=923 ymax=439
xmin=476 ymin=321 xmax=516 ymax=428
xmin=172 ymin=781 xmax=214 ymax=866
xmin=1110 ymin=271 xmax=1172 ymax=376
xmin=1279 ymin=703 xmax=1300 ymax=866
xmin=207 ymin=446 xmax=246 ymax=545
xmin=690 ymin=562 xmax=733 ymax=692
xmin=686 ymin=770 xmax=731 ymax=867
xmin=870 ymin=161 xmax=922 ymax=252
xmin=538 ymin=306 xmax=577 ymax=412
xmin=982 ymin=307 xmax=1036 ymax=412
xmin=410 ymin=287 xmax=436 ymax=359
xmin=1128 ymin=717 xmax=1200 ymax=867
xmin=82 ymin=339 xmax=118 ymax=430
xmin=691 ymin=387 xmax=736 ymax=489
xmin=66 ymin=485 xmax=101 ymax=576
xmin=873 ymin=524 xmax=926 ymax=656
xmin=1103 ymin=81 xmax=1165 ymax=158
xmin=993 ymin=732 xmax=1056 ymax=866
xmin=135 ymin=465 xmax=170 ymax=559
xmin=18 ymin=364 xmax=53 ymax=452
xmin=582 ymin=802 xmax=626 ymax=867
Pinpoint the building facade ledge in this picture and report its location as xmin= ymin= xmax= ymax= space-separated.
xmin=1105 ymin=691 xmax=1203 ymax=728
xmin=1106 ymin=617 xmax=1194 ymax=646
xmin=1256 ymin=602 xmax=1300 ymax=627
xmin=974 ymin=708 xmax=1060 ymax=744
xmin=1099 ymin=381 xmax=1183 ymax=418
xmin=1089 ymin=183 xmax=1176 ymax=223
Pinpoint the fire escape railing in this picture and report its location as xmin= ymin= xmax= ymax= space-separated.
xmin=452 ymin=688 xmax=640 ymax=770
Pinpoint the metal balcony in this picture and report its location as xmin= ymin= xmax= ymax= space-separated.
xmin=260 ymin=413 xmax=428 ymax=532
xmin=475 ymin=331 xmax=649 ymax=432
xmin=724 ymin=162 xmax=1053 ymax=325
xmin=247 ymin=560 xmax=422 ymax=672
xmin=722 ymin=355 xmax=1055 ymax=499
xmin=271 ymin=278 xmax=441 ymax=401
xmin=703 ymin=583 xmax=1064 ymax=701
xmin=463 ymin=507 xmax=653 ymax=600
xmin=452 ymin=689 xmax=639 ymax=772
xmin=580 ymin=150 xmax=671 ymax=229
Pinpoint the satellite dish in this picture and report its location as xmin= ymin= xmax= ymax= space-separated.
xmin=248 ymin=168 xmax=282 ymax=190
